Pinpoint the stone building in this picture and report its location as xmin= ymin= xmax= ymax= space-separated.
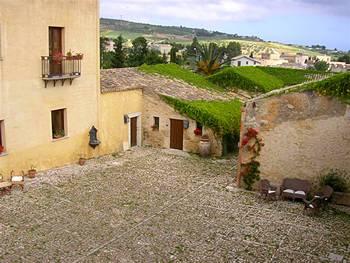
xmin=100 ymin=68 xmax=233 ymax=156
xmin=237 ymin=90 xmax=350 ymax=189
xmin=0 ymin=1 xmax=144 ymax=178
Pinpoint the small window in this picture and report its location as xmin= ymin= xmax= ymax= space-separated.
xmin=51 ymin=109 xmax=66 ymax=139
xmin=0 ymin=120 xmax=5 ymax=154
xmin=246 ymin=61 xmax=249 ymax=65
xmin=195 ymin=122 xmax=203 ymax=136
xmin=152 ymin=116 xmax=159 ymax=130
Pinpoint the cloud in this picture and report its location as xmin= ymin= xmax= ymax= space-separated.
xmin=100 ymin=0 xmax=350 ymax=22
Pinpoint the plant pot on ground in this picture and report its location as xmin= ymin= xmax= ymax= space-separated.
xmin=78 ymin=157 xmax=86 ymax=166
xmin=27 ymin=166 xmax=37 ymax=179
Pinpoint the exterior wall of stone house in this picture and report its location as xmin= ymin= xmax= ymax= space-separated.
xmin=239 ymin=91 xmax=350 ymax=189
xmin=99 ymin=89 xmax=143 ymax=155
xmin=0 ymin=0 xmax=100 ymax=179
xmin=142 ymin=94 xmax=222 ymax=156
xmin=231 ymin=57 xmax=260 ymax=67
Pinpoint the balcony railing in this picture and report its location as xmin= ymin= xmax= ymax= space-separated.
xmin=41 ymin=56 xmax=82 ymax=88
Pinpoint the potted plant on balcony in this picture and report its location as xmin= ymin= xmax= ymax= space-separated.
xmin=66 ymin=50 xmax=73 ymax=60
xmin=75 ymin=53 xmax=84 ymax=60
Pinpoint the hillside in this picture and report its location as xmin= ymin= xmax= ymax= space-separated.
xmin=100 ymin=18 xmax=322 ymax=57
xmin=208 ymin=67 xmax=331 ymax=93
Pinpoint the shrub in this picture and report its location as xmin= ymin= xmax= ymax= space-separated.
xmin=243 ymin=161 xmax=261 ymax=191
xmin=319 ymin=169 xmax=349 ymax=192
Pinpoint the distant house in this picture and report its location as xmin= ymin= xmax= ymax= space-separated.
xmin=329 ymin=61 xmax=350 ymax=73
xmin=231 ymin=55 xmax=261 ymax=67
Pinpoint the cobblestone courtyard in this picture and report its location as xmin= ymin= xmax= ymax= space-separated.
xmin=0 ymin=148 xmax=349 ymax=262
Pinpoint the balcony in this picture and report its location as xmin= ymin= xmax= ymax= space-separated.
xmin=41 ymin=55 xmax=82 ymax=88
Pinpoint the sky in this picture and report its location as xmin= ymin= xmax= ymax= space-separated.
xmin=100 ymin=0 xmax=350 ymax=51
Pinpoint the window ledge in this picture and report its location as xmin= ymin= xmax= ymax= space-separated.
xmin=0 ymin=152 xmax=8 ymax=158
xmin=52 ymin=136 xmax=69 ymax=142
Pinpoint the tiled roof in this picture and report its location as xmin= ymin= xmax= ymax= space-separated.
xmin=100 ymin=68 xmax=230 ymax=101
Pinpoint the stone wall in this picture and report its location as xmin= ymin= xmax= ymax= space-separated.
xmin=240 ymin=91 xmax=350 ymax=188
xmin=143 ymin=94 xmax=222 ymax=156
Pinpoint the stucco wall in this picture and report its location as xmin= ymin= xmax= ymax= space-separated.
xmin=143 ymin=94 xmax=222 ymax=156
xmin=0 ymin=0 xmax=100 ymax=178
xmin=99 ymin=89 xmax=143 ymax=155
xmin=242 ymin=91 xmax=350 ymax=187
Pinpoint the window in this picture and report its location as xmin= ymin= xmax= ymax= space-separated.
xmin=237 ymin=61 xmax=241 ymax=67
xmin=0 ymin=120 xmax=4 ymax=154
xmin=152 ymin=116 xmax=159 ymax=130
xmin=246 ymin=61 xmax=249 ymax=65
xmin=51 ymin=109 xmax=66 ymax=139
xmin=195 ymin=122 xmax=203 ymax=136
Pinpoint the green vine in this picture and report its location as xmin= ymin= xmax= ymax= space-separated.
xmin=243 ymin=161 xmax=261 ymax=191
xmin=161 ymin=95 xmax=242 ymax=136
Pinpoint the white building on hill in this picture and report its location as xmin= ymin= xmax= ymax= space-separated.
xmin=231 ymin=55 xmax=261 ymax=67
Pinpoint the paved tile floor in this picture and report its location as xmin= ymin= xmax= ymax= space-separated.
xmin=0 ymin=148 xmax=349 ymax=262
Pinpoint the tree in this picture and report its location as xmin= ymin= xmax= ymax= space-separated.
xmin=162 ymin=52 xmax=168 ymax=63
xmin=100 ymin=37 xmax=111 ymax=69
xmin=196 ymin=42 xmax=223 ymax=75
xmin=170 ymin=47 xmax=178 ymax=63
xmin=338 ymin=54 xmax=350 ymax=64
xmin=314 ymin=60 xmax=329 ymax=72
xmin=187 ymin=37 xmax=200 ymax=58
xmin=144 ymin=50 xmax=165 ymax=65
xmin=128 ymin=37 xmax=148 ymax=67
xmin=111 ymin=35 xmax=126 ymax=68
xmin=226 ymin=41 xmax=241 ymax=59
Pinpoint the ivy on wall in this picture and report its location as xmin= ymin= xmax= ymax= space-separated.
xmin=161 ymin=95 xmax=242 ymax=136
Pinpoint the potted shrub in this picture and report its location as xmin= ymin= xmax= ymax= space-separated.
xmin=75 ymin=53 xmax=84 ymax=60
xmin=66 ymin=50 xmax=73 ymax=60
xmin=319 ymin=169 xmax=349 ymax=205
xmin=27 ymin=165 xmax=37 ymax=179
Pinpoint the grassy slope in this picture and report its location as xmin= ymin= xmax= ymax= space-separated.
xmin=162 ymin=96 xmax=242 ymax=135
xmin=208 ymin=66 xmax=332 ymax=93
xmin=300 ymin=73 xmax=350 ymax=104
xmin=139 ymin=64 xmax=223 ymax=91
xmin=257 ymin=67 xmax=331 ymax=86
xmin=208 ymin=67 xmax=284 ymax=93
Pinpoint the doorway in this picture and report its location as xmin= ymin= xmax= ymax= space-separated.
xmin=170 ymin=119 xmax=183 ymax=150
xmin=49 ymin=27 xmax=63 ymax=75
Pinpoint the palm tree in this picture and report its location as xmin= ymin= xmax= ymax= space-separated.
xmin=196 ymin=43 xmax=223 ymax=75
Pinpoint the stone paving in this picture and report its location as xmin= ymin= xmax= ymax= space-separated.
xmin=0 ymin=147 xmax=349 ymax=262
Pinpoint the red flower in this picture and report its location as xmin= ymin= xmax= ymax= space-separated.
xmin=0 ymin=145 xmax=4 ymax=154
xmin=194 ymin=128 xmax=202 ymax=136
xmin=242 ymin=136 xmax=249 ymax=146
xmin=246 ymin=128 xmax=258 ymax=138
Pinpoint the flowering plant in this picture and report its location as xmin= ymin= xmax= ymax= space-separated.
xmin=52 ymin=52 xmax=63 ymax=64
xmin=0 ymin=145 xmax=4 ymax=154
xmin=194 ymin=128 xmax=202 ymax=136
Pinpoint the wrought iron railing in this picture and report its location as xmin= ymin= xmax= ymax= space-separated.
xmin=41 ymin=56 xmax=81 ymax=79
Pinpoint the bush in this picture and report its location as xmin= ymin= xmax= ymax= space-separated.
xmin=319 ymin=169 xmax=349 ymax=192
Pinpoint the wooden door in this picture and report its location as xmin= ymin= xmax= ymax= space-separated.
xmin=170 ymin=119 xmax=183 ymax=150
xmin=49 ymin=27 xmax=63 ymax=75
xmin=130 ymin=117 xmax=137 ymax=147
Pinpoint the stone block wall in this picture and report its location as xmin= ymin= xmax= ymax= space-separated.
xmin=143 ymin=94 xmax=222 ymax=156
xmin=239 ymin=91 xmax=350 ymax=189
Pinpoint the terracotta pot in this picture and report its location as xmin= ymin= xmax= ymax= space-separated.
xmin=78 ymin=158 xmax=86 ymax=166
xmin=27 ymin=169 xmax=36 ymax=179
xmin=199 ymin=137 xmax=211 ymax=157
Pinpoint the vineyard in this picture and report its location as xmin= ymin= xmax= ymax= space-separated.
xmin=208 ymin=67 xmax=332 ymax=93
